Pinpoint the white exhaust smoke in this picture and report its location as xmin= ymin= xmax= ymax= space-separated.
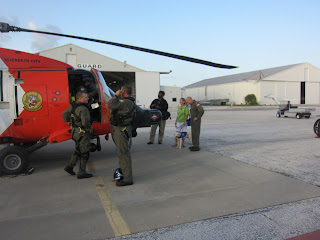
xmin=28 ymin=22 xmax=62 ymax=52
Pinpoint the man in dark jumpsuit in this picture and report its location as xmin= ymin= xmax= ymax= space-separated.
xmin=185 ymin=97 xmax=205 ymax=151
xmin=62 ymin=91 xmax=93 ymax=179
xmin=108 ymin=85 xmax=135 ymax=187
xmin=148 ymin=91 xmax=169 ymax=144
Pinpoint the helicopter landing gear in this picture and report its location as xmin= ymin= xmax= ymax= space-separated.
xmin=0 ymin=140 xmax=47 ymax=176
xmin=0 ymin=146 xmax=29 ymax=175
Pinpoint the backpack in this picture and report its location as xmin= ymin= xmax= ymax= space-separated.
xmin=163 ymin=111 xmax=171 ymax=120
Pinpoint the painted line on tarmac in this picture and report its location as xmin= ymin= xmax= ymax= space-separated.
xmin=92 ymin=177 xmax=131 ymax=237
xmin=88 ymin=163 xmax=131 ymax=237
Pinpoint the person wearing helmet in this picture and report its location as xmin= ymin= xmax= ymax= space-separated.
xmin=76 ymin=75 xmax=98 ymax=101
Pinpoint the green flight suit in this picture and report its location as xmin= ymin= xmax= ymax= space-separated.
xmin=62 ymin=102 xmax=92 ymax=174
xmin=190 ymin=101 xmax=205 ymax=148
xmin=108 ymin=97 xmax=134 ymax=182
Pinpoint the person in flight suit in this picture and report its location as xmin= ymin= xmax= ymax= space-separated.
xmin=62 ymin=91 xmax=93 ymax=179
xmin=76 ymin=75 xmax=98 ymax=102
xmin=108 ymin=85 xmax=135 ymax=187
xmin=148 ymin=91 xmax=169 ymax=144
xmin=185 ymin=97 xmax=205 ymax=151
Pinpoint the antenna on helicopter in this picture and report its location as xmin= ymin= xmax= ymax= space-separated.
xmin=0 ymin=22 xmax=238 ymax=69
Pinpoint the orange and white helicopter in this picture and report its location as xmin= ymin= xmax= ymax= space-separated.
xmin=0 ymin=22 xmax=237 ymax=175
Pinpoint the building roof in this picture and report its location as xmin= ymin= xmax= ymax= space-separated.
xmin=184 ymin=63 xmax=302 ymax=88
xmin=37 ymin=43 xmax=145 ymax=72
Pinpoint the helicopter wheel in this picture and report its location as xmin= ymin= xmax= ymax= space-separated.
xmin=0 ymin=146 xmax=29 ymax=175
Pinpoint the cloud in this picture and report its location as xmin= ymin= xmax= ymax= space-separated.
xmin=0 ymin=14 xmax=20 ymax=47
xmin=28 ymin=22 xmax=62 ymax=52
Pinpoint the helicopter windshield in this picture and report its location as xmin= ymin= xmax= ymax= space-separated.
xmin=96 ymin=71 xmax=115 ymax=101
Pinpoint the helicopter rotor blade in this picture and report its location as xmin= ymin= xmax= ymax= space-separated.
xmin=0 ymin=22 xmax=237 ymax=69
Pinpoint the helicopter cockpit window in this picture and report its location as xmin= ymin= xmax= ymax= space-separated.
xmin=0 ymin=70 xmax=3 ymax=101
xmin=97 ymin=71 xmax=113 ymax=101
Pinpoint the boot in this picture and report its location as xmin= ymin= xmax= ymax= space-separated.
xmin=77 ymin=172 xmax=93 ymax=179
xmin=190 ymin=146 xmax=200 ymax=151
xmin=64 ymin=166 xmax=75 ymax=175
xmin=116 ymin=180 xmax=133 ymax=187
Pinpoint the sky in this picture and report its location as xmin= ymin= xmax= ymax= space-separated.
xmin=1 ymin=0 xmax=320 ymax=87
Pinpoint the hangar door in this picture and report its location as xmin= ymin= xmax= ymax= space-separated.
xmin=136 ymin=72 xmax=160 ymax=109
xmin=100 ymin=71 xmax=159 ymax=109
xmin=102 ymin=72 xmax=136 ymax=99
xmin=301 ymin=82 xmax=305 ymax=104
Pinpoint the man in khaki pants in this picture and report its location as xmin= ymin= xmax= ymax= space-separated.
xmin=148 ymin=91 xmax=169 ymax=144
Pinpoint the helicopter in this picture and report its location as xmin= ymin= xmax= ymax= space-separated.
xmin=0 ymin=22 xmax=237 ymax=175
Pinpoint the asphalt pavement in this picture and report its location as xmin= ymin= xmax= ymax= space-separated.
xmin=1 ymin=105 xmax=320 ymax=240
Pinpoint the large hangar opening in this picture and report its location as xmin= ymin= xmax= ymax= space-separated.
xmin=101 ymin=72 xmax=136 ymax=99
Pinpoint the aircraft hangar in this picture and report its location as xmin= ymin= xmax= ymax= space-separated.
xmin=184 ymin=63 xmax=320 ymax=105
xmin=37 ymin=44 xmax=162 ymax=108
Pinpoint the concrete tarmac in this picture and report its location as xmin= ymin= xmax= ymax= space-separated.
xmin=1 ymin=106 xmax=320 ymax=239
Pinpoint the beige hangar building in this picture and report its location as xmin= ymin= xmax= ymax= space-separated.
xmin=38 ymin=44 xmax=172 ymax=108
xmin=184 ymin=63 xmax=320 ymax=105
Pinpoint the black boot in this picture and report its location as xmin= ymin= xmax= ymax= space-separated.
xmin=64 ymin=166 xmax=75 ymax=175
xmin=116 ymin=180 xmax=133 ymax=187
xmin=77 ymin=172 xmax=93 ymax=179
xmin=190 ymin=146 xmax=200 ymax=151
